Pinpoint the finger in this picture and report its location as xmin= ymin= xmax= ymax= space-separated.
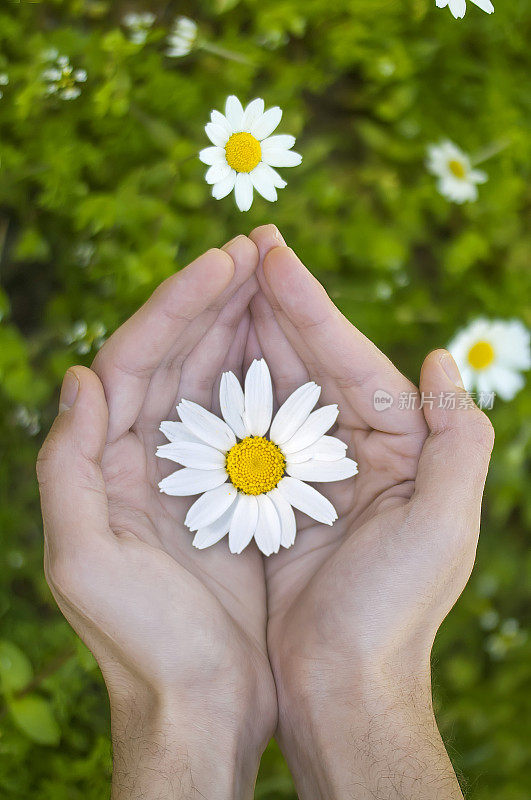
xmin=131 ymin=235 xmax=259 ymax=436
xmin=411 ymin=350 xmax=494 ymax=539
xmin=175 ymin=276 xmax=258 ymax=411
xmin=261 ymin=244 xmax=423 ymax=433
xmin=211 ymin=310 xmax=251 ymax=416
xmin=250 ymin=290 xmax=309 ymax=404
xmin=92 ymin=248 xmax=235 ymax=441
xmin=37 ymin=367 xmax=114 ymax=582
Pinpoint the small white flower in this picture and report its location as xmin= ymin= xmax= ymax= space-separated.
xmin=42 ymin=54 xmax=86 ymax=100
xmin=157 ymin=359 xmax=358 ymax=556
xmin=435 ymin=0 xmax=494 ymax=18
xmin=166 ymin=16 xmax=198 ymax=57
xmin=199 ymin=95 xmax=302 ymax=211
xmin=123 ymin=12 xmax=156 ymax=45
xmin=0 ymin=72 xmax=7 ymax=99
xmin=426 ymin=140 xmax=487 ymax=203
xmin=449 ymin=319 xmax=530 ymax=401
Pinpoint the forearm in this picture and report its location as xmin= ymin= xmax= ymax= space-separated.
xmin=110 ymin=694 xmax=261 ymax=800
xmin=277 ymin=663 xmax=463 ymax=800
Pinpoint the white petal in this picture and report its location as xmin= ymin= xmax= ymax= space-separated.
xmin=212 ymin=171 xmax=236 ymax=199
xmin=253 ymin=495 xmax=281 ymax=556
xmin=210 ymin=110 xmax=232 ymax=136
xmin=192 ymin=506 xmax=234 ymax=550
xmin=277 ymin=477 xmax=337 ymax=526
xmin=228 ymin=495 xmax=259 ymax=554
xmin=448 ymin=0 xmax=467 ymax=17
xmin=286 ymin=435 xmax=347 ymax=464
xmin=224 ymin=95 xmax=244 ymax=129
xmin=177 ymin=399 xmax=236 ymax=451
xmin=270 ymin=382 xmax=321 ymax=445
xmin=250 ymin=163 xmax=277 ymax=202
xmin=185 ymin=483 xmax=238 ymax=530
xmin=219 ymin=371 xmax=247 ymax=439
xmin=199 ymin=146 xmax=225 ymax=166
xmin=470 ymin=0 xmax=494 ymax=12
xmin=287 ymin=458 xmax=358 ymax=483
xmin=256 ymin=163 xmax=287 ymax=188
xmin=488 ymin=365 xmax=524 ymax=401
xmin=282 ymin=405 xmax=339 ymax=454
xmin=251 ymin=106 xmax=282 ymax=140
xmin=234 ymin=172 xmax=254 ymax=212
xmin=159 ymin=420 xmax=204 ymax=444
xmin=205 ymin=162 xmax=231 ymax=184
xmin=158 ymin=468 xmax=227 ymax=496
xmin=436 ymin=0 xmax=448 ymax=6
xmin=469 ymin=169 xmax=488 ymax=184
xmin=260 ymin=135 xmax=296 ymax=154
xmin=241 ymin=98 xmax=265 ymax=131
xmin=268 ymin=488 xmax=296 ymax=549
xmin=205 ymin=122 xmax=229 ymax=147
xmin=261 ymin=148 xmax=302 ymax=168
xmin=243 ymin=359 xmax=273 ymax=436
xmin=156 ymin=441 xmax=226 ymax=469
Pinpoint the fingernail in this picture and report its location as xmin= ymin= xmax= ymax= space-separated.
xmin=59 ymin=370 xmax=80 ymax=412
xmin=222 ymin=234 xmax=244 ymax=250
xmin=439 ymin=352 xmax=464 ymax=389
xmin=272 ymin=225 xmax=286 ymax=245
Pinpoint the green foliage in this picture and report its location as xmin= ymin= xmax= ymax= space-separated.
xmin=0 ymin=1 xmax=529 ymax=797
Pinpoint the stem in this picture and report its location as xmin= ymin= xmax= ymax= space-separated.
xmin=198 ymin=41 xmax=252 ymax=65
xmin=471 ymin=138 xmax=511 ymax=167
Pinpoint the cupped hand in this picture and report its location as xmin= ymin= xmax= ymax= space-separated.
xmin=248 ymin=226 xmax=494 ymax=792
xmin=36 ymin=236 xmax=276 ymax=793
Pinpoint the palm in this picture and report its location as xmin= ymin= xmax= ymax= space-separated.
xmin=88 ymin=239 xmax=275 ymax=714
xmin=248 ymin=227 xmax=433 ymax=675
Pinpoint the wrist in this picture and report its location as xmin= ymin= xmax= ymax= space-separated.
xmin=276 ymin=656 xmax=461 ymax=800
xmin=109 ymin=684 xmax=268 ymax=800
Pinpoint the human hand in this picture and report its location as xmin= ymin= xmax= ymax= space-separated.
xmin=36 ymin=236 xmax=276 ymax=800
xmin=249 ymin=225 xmax=494 ymax=800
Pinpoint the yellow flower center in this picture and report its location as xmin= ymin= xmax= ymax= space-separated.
xmin=467 ymin=340 xmax=495 ymax=371
xmin=448 ymin=159 xmax=466 ymax=179
xmin=225 ymin=132 xmax=262 ymax=173
xmin=226 ymin=436 xmax=285 ymax=495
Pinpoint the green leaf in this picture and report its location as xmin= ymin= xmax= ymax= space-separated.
xmin=0 ymin=640 xmax=33 ymax=694
xmin=9 ymin=695 xmax=61 ymax=746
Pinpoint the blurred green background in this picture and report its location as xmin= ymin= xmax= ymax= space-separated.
xmin=1 ymin=0 xmax=530 ymax=797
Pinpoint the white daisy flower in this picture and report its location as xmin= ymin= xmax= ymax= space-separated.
xmin=435 ymin=0 xmax=494 ymax=18
xmin=449 ymin=319 xmax=530 ymax=401
xmin=426 ymin=140 xmax=487 ymax=204
xmin=123 ymin=12 xmax=156 ymax=45
xmin=42 ymin=55 xmax=87 ymax=100
xmin=199 ymin=95 xmax=302 ymax=211
xmin=157 ymin=359 xmax=358 ymax=556
xmin=0 ymin=73 xmax=8 ymax=99
xmin=166 ymin=16 xmax=198 ymax=57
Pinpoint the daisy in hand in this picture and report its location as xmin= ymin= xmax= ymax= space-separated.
xmin=199 ymin=95 xmax=302 ymax=212
xmin=448 ymin=319 xmax=530 ymax=400
xmin=157 ymin=359 xmax=357 ymax=556
xmin=426 ymin=141 xmax=487 ymax=204
xmin=435 ymin=0 xmax=494 ymax=18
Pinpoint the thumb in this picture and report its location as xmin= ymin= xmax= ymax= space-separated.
xmin=411 ymin=349 xmax=494 ymax=537
xmin=37 ymin=367 xmax=113 ymax=583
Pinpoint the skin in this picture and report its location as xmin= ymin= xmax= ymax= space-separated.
xmin=37 ymin=226 xmax=494 ymax=799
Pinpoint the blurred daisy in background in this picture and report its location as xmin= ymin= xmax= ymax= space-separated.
xmin=123 ymin=12 xmax=156 ymax=45
xmin=157 ymin=359 xmax=357 ymax=556
xmin=0 ymin=73 xmax=8 ymax=99
xmin=166 ymin=16 xmax=198 ymax=57
xmin=42 ymin=54 xmax=87 ymax=100
xmin=427 ymin=141 xmax=487 ymax=203
xmin=200 ymin=95 xmax=302 ymax=211
xmin=436 ymin=0 xmax=494 ymax=18
xmin=449 ymin=319 xmax=530 ymax=400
